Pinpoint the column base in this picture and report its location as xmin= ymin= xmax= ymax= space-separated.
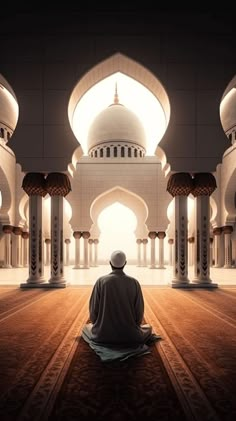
xmin=20 ymin=279 xmax=47 ymax=288
xmin=48 ymin=278 xmax=70 ymax=288
xmin=170 ymin=280 xmax=191 ymax=288
xmin=45 ymin=281 xmax=69 ymax=288
xmin=191 ymin=280 xmax=218 ymax=288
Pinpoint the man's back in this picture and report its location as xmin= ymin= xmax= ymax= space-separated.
xmin=89 ymin=269 xmax=145 ymax=346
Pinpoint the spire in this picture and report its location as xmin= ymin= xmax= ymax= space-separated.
xmin=113 ymin=82 xmax=119 ymax=104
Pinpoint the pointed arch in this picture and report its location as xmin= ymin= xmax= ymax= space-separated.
xmin=68 ymin=52 xmax=170 ymax=127
xmin=90 ymin=186 xmax=149 ymax=239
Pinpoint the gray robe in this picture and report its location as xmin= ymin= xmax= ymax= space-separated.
xmin=84 ymin=268 xmax=152 ymax=347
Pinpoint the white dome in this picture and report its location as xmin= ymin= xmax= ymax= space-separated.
xmin=220 ymin=86 xmax=236 ymax=134
xmin=0 ymin=74 xmax=19 ymax=133
xmin=87 ymin=103 xmax=147 ymax=153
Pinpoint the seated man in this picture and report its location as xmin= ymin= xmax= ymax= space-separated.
xmin=82 ymin=250 xmax=160 ymax=361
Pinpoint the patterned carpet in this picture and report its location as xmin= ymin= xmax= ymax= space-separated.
xmin=0 ymin=285 xmax=236 ymax=420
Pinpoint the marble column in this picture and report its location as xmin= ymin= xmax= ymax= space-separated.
xmin=22 ymin=231 xmax=29 ymax=267
xmin=136 ymin=239 xmax=142 ymax=266
xmin=167 ymin=172 xmax=193 ymax=287
xmin=213 ymin=227 xmax=222 ymax=268
xmin=222 ymin=225 xmax=233 ymax=268
xmin=64 ymin=238 xmax=71 ymax=266
xmin=143 ymin=239 xmax=148 ymax=267
xmin=188 ymin=237 xmax=194 ymax=266
xmin=45 ymin=172 xmax=71 ymax=287
xmin=73 ymin=231 xmax=82 ymax=268
xmin=45 ymin=238 xmax=51 ymax=266
xmin=82 ymin=231 xmax=90 ymax=269
xmin=168 ymin=238 xmax=174 ymax=266
xmin=192 ymin=172 xmax=217 ymax=287
xmin=148 ymin=231 xmax=157 ymax=268
xmin=94 ymin=239 xmax=99 ymax=266
xmin=157 ymin=231 xmax=166 ymax=268
xmin=2 ymin=225 xmax=13 ymax=268
xmin=13 ymin=227 xmax=23 ymax=267
xmin=209 ymin=237 xmax=214 ymax=267
xmin=21 ymin=172 xmax=47 ymax=287
xmin=88 ymin=238 xmax=94 ymax=266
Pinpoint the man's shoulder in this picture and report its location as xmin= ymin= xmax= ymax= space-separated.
xmin=96 ymin=273 xmax=113 ymax=283
xmin=124 ymin=273 xmax=140 ymax=285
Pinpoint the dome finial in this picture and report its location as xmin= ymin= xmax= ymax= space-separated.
xmin=114 ymin=82 xmax=119 ymax=104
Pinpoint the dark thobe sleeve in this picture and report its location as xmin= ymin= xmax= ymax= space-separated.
xmin=89 ymin=280 xmax=100 ymax=323
xmin=134 ymin=283 xmax=144 ymax=325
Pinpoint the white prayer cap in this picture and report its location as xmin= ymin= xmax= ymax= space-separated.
xmin=110 ymin=250 xmax=126 ymax=268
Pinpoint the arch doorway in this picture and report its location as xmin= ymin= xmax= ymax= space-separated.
xmin=98 ymin=202 xmax=137 ymax=263
xmin=90 ymin=186 xmax=149 ymax=265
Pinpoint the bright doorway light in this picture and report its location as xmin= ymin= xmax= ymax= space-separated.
xmin=167 ymin=196 xmax=195 ymax=221
xmin=72 ymin=72 xmax=167 ymax=156
xmin=98 ymin=202 xmax=137 ymax=263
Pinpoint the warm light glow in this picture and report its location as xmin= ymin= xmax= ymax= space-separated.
xmin=167 ymin=196 xmax=195 ymax=220
xmin=98 ymin=202 xmax=138 ymax=262
xmin=72 ymin=72 xmax=167 ymax=156
xmin=43 ymin=196 xmax=72 ymax=236
xmin=187 ymin=195 xmax=194 ymax=218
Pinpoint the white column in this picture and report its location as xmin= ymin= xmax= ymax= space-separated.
xmin=157 ymin=231 xmax=166 ymax=268
xmin=136 ymin=239 xmax=142 ymax=266
xmin=45 ymin=239 xmax=51 ymax=266
xmin=188 ymin=237 xmax=194 ymax=266
xmin=172 ymin=196 xmax=190 ymax=287
xmin=213 ymin=228 xmax=222 ymax=268
xmin=209 ymin=237 xmax=214 ymax=267
xmin=223 ymin=226 xmax=233 ymax=268
xmin=94 ymin=239 xmax=99 ymax=266
xmin=24 ymin=195 xmax=46 ymax=285
xmin=64 ymin=239 xmax=71 ymax=266
xmin=168 ymin=238 xmax=174 ymax=266
xmin=148 ymin=232 xmax=157 ymax=269
xmin=73 ymin=231 xmax=81 ymax=268
xmin=22 ymin=232 xmax=29 ymax=267
xmin=49 ymin=195 xmax=66 ymax=286
xmin=143 ymin=239 xmax=148 ymax=267
xmin=13 ymin=227 xmax=23 ymax=268
xmin=88 ymin=239 xmax=94 ymax=266
xmin=82 ymin=231 xmax=90 ymax=269
xmin=2 ymin=226 xmax=13 ymax=268
xmin=192 ymin=195 xmax=215 ymax=285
